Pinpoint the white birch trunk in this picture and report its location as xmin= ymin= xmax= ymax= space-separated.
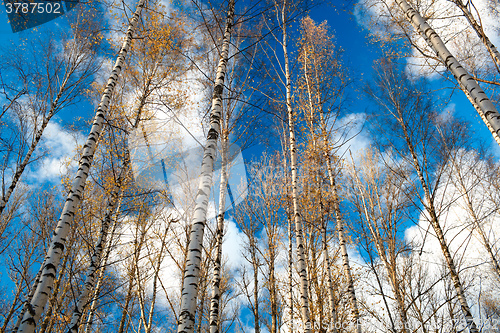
xmin=66 ymin=179 xmax=123 ymax=333
xmin=281 ymin=0 xmax=311 ymax=330
xmin=282 ymin=146 xmax=294 ymax=333
xmin=176 ymin=1 xmax=234 ymax=331
xmin=288 ymin=215 xmax=294 ymax=333
xmin=82 ymin=211 xmax=119 ymax=333
xmin=68 ymin=56 xmax=157 ymax=333
xmin=12 ymin=269 xmax=42 ymax=333
xmin=17 ymin=0 xmax=145 ymax=331
xmin=395 ymin=0 xmax=500 ymax=148
xmin=329 ymin=174 xmax=362 ymax=333
xmin=458 ymin=82 xmax=500 ymax=146
xmin=209 ymin=134 xmax=228 ymax=333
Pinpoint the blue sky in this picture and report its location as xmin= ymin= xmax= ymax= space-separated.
xmin=1 ymin=0 xmax=497 ymax=156
xmin=1 ymin=0 xmax=500 ymax=330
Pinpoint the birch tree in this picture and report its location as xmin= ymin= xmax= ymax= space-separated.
xmin=297 ymin=16 xmax=361 ymax=333
xmin=449 ymin=0 xmax=500 ymax=73
xmin=367 ymin=60 xmax=479 ymax=333
xmin=66 ymin=4 xmax=189 ymax=330
xmin=347 ymin=149 xmax=412 ymax=332
xmin=276 ymin=0 xmax=312 ymax=330
xmin=0 ymin=15 xmax=100 ymax=217
xmin=17 ymin=0 xmax=146 ymax=331
xmin=176 ymin=1 xmax=235 ymax=331
xmin=392 ymin=0 xmax=500 ymax=148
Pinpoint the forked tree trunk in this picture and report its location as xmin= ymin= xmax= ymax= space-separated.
xmin=16 ymin=0 xmax=146 ymax=331
xmin=176 ymin=1 xmax=234 ymax=331
xmin=281 ymin=0 xmax=311 ymax=330
xmin=209 ymin=134 xmax=229 ymax=333
xmin=395 ymin=0 xmax=500 ymax=148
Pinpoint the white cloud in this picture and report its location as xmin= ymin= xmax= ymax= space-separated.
xmin=330 ymin=112 xmax=371 ymax=161
xmin=27 ymin=121 xmax=84 ymax=183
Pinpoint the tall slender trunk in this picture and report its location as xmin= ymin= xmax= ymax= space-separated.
xmin=302 ymin=47 xmax=339 ymax=333
xmin=209 ymin=134 xmax=228 ymax=333
xmin=144 ymin=228 xmax=169 ymax=333
xmin=67 ymin=57 xmax=155 ymax=333
xmin=117 ymin=270 xmax=135 ymax=333
xmin=66 ymin=182 xmax=123 ymax=333
xmin=330 ymin=176 xmax=362 ymax=333
xmin=452 ymin=0 xmax=500 ymax=73
xmin=17 ymin=1 xmax=145 ymax=331
xmin=320 ymin=212 xmax=338 ymax=332
xmin=317 ymin=110 xmax=361 ymax=332
xmin=398 ymin=114 xmax=479 ymax=333
xmin=82 ymin=212 xmax=120 ymax=333
xmin=0 ymin=73 xmax=70 ymax=216
xmin=251 ymin=238 xmax=260 ymax=333
xmin=351 ymin=170 xmax=408 ymax=333
xmin=394 ymin=0 xmax=500 ymax=147
xmin=269 ymin=252 xmax=278 ymax=333
xmin=281 ymin=0 xmax=311 ymax=330
xmin=176 ymin=1 xmax=234 ymax=331
xmin=282 ymin=146 xmax=294 ymax=333
xmin=288 ymin=214 xmax=294 ymax=333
